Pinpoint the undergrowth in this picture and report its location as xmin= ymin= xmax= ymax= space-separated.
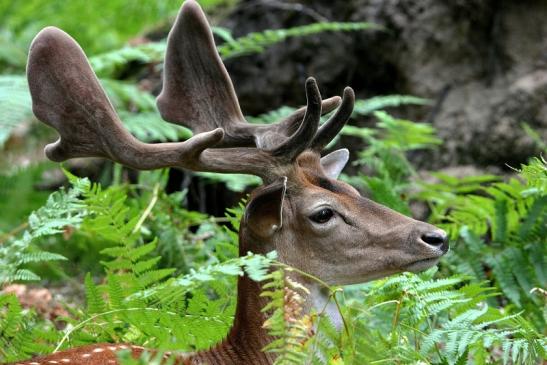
xmin=0 ymin=169 xmax=275 ymax=362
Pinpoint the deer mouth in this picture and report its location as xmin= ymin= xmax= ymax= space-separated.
xmin=404 ymin=257 xmax=441 ymax=272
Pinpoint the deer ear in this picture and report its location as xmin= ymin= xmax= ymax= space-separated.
xmin=245 ymin=177 xmax=287 ymax=239
xmin=321 ymin=149 xmax=349 ymax=179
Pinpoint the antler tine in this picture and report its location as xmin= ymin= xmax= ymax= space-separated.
xmin=27 ymin=26 xmax=225 ymax=170
xmin=311 ymin=86 xmax=355 ymax=151
xmin=157 ymin=0 xmax=343 ymax=149
xmin=269 ymin=77 xmax=322 ymax=159
xmin=156 ymin=0 xmax=248 ymax=147
xmin=276 ymin=95 xmax=341 ymax=138
xmin=185 ymin=78 xmax=328 ymax=182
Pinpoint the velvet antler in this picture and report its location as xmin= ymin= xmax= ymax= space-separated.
xmin=28 ymin=0 xmax=355 ymax=182
xmin=27 ymin=26 xmax=224 ymax=170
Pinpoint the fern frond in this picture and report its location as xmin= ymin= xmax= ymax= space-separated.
xmin=0 ymin=172 xmax=90 ymax=284
xmin=219 ymin=22 xmax=381 ymax=60
xmin=85 ymin=273 xmax=106 ymax=315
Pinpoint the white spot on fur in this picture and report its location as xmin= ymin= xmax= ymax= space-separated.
xmin=81 ymin=353 xmax=91 ymax=358
xmin=92 ymin=348 xmax=105 ymax=353
xmin=48 ymin=361 xmax=59 ymax=364
xmin=108 ymin=346 xmax=117 ymax=351
xmin=118 ymin=345 xmax=128 ymax=349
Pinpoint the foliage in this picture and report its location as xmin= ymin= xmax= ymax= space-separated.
xmin=0 ymin=169 xmax=89 ymax=284
xmin=0 ymin=171 xmax=275 ymax=362
xmin=259 ymin=267 xmax=546 ymax=365
xmin=0 ymin=0 xmax=227 ymax=61
xmin=0 ymin=163 xmax=52 ymax=231
xmin=120 ymin=111 xmax=192 ymax=143
xmin=0 ymin=293 xmax=58 ymax=360
xmin=247 ymin=94 xmax=430 ymax=125
xmin=261 ymin=269 xmax=312 ymax=364
xmin=90 ymin=22 xmax=379 ymax=78
xmin=341 ymin=110 xmax=441 ymax=215
xmin=216 ymin=22 xmax=381 ymax=60
xmin=417 ymin=157 xmax=547 ymax=328
xmin=340 ymin=268 xmax=546 ymax=365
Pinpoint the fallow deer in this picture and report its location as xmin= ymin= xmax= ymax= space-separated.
xmin=10 ymin=1 xmax=448 ymax=364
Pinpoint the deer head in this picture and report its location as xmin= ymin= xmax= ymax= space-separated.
xmin=19 ymin=0 xmax=448 ymax=363
xmin=242 ymin=151 xmax=448 ymax=287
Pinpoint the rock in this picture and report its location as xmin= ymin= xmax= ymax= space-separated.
xmin=221 ymin=0 xmax=547 ymax=169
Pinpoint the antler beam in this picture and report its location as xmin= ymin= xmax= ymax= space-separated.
xmin=28 ymin=0 xmax=355 ymax=182
xmin=27 ymin=27 xmax=224 ymax=170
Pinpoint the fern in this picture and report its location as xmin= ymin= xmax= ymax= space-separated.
xmin=352 ymin=95 xmax=431 ymax=116
xmin=12 ymin=174 xmax=276 ymax=355
xmin=261 ymin=269 xmax=313 ymax=365
xmin=247 ymin=95 xmax=429 ymax=125
xmin=341 ymin=269 xmax=546 ymax=364
xmin=100 ymin=79 xmax=156 ymax=112
xmin=90 ymin=42 xmax=167 ymax=78
xmin=341 ymin=111 xmax=441 ymax=215
xmin=88 ymin=21 xmax=380 ymax=79
xmin=259 ymin=265 xmax=546 ymax=364
xmin=0 ymin=169 xmax=90 ymax=284
xmin=120 ymin=111 xmax=192 ymax=142
xmin=418 ymin=157 xmax=547 ymax=326
xmin=50 ymin=252 xmax=275 ymax=353
xmin=143 ymin=251 xmax=276 ymax=305
xmin=0 ymin=293 xmax=59 ymax=362
xmin=218 ymin=22 xmax=381 ymax=60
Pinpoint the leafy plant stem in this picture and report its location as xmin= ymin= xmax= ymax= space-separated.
xmin=391 ymin=291 xmax=405 ymax=345
xmin=132 ymin=183 xmax=159 ymax=235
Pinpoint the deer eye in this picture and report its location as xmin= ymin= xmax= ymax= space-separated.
xmin=310 ymin=208 xmax=334 ymax=224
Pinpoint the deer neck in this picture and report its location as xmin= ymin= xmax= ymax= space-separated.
xmin=189 ymin=224 xmax=341 ymax=364
xmin=188 ymin=227 xmax=273 ymax=364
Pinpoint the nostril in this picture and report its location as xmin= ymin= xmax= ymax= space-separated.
xmin=421 ymin=231 xmax=448 ymax=247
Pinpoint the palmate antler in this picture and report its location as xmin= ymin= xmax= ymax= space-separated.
xmin=27 ymin=0 xmax=354 ymax=182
